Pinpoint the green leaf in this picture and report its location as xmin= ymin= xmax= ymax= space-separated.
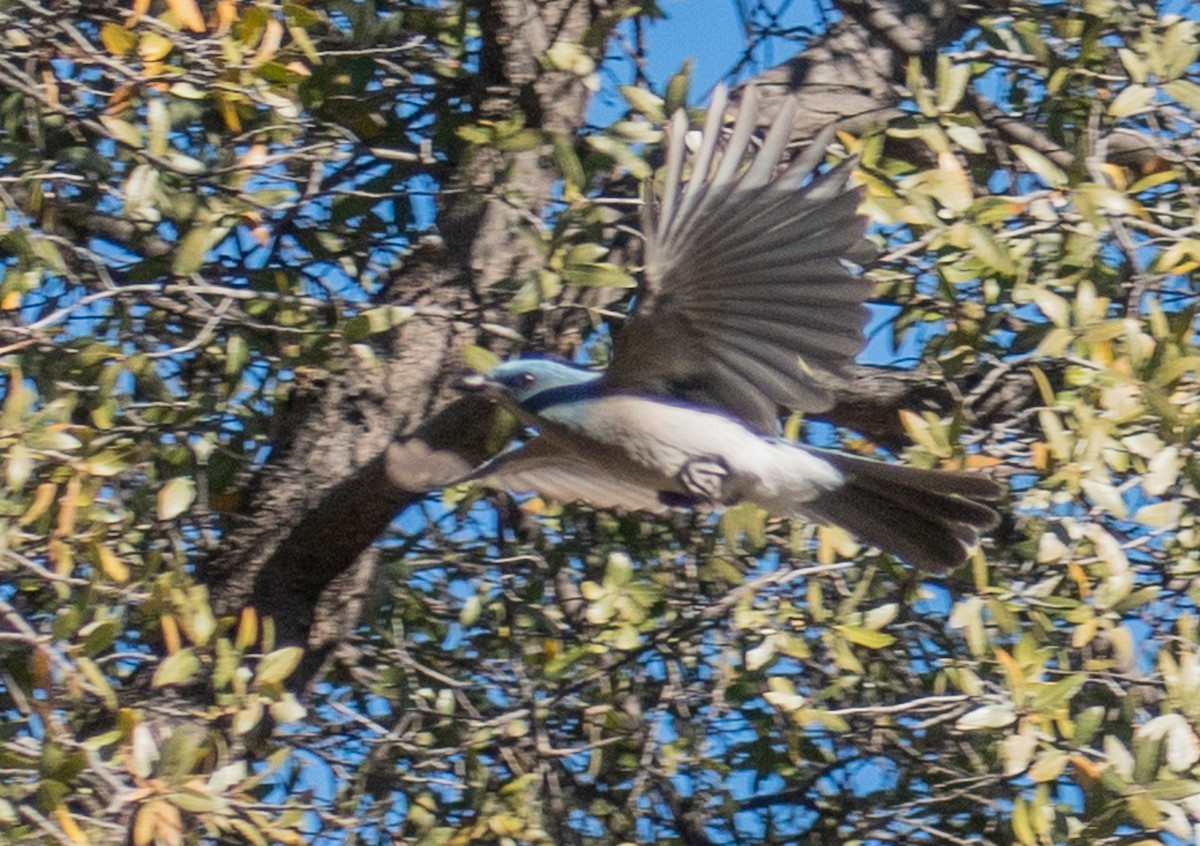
xmin=967 ymin=227 xmax=1017 ymax=276
xmin=544 ymin=41 xmax=594 ymax=76
xmin=283 ymin=2 xmax=322 ymax=27
xmin=1028 ymin=749 xmax=1068 ymax=783
xmin=1109 ymin=84 xmax=1156 ymax=118
xmin=1125 ymin=792 xmax=1163 ymax=827
xmin=1012 ymin=144 xmax=1067 ymax=188
xmin=494 ymin=129 xmax=545 ymax=152
xmin=344 ymin=305 xmax=415 ymax=342
xmin=563 ymin=242 xmax=607 ymax=266
xmin=560 ymin=262 xmax=636 ymax=289
xmin=1003 ymin=731 xmax=1037 ymax=776
xmin=1117 ymin=47 xmax=1147 ymax=83
xmin=81 ymin=448 xmax=129 ymax=475
xmin=1133 ymin=501 xmax=1182 ymax=528
xmin=28 ymin=429 xmax=82 ymax=451
xmin=1161 ymin=22 xmax=1200 ymax=79
xmin=7 ymin=443 xmax=31 ymax=488
xmin=619 ymin=86 xmax=665 ymax=122
xmin=456 ymin=124 xmax=492 ymax=145
xmin=152 ymin=649 xmax=201 ymax=688
xmin=1164 ymin=79 xmax=1200 ymax=111
xmin=1072 ymin=706 xmax=1106 ymax=747
xmin=461 ymin=345 xmax=501 ymax=374
xmin=255 ymin=646 xmax=304 ymax=687
xmin=225 ymin=335 xmax=250 ymax=377
xmin=664 ymin=59 xmax=692 ymax=116
xmin=956 ymin=704 xmax=1016 ymax=730
xmin=1011 ymin=798 xmax=1036 ymax=846
xmin=139 ymin=31 xmax=174 ymax=61
xmin=173 ymin=224 xmax=213 ymax=276
xmin=1080 ymin=479 xmax=1128 ymax=519
xmin=745 ymin=637 xmax=776 ymax=671
xmin=551 ymin=134 xmax=586 ymax=193
xmin=585 ymin=134 xmax=651 ymax=180
xmin=99 ymin=116 xmax=143 ymax=148
xmin=232 ymin=699 xmax=264 ymax=736
xmin=946 ymin=123 xmax=986 ymax=154
xmin=935 ymin=58 xmax=970 ymax=112
xmin=1030 ymin=673 xmax=1087 ymax=712
xmin=100 ymin=23 xmax=136 ymax=56
xmin=1147 ymin=780 xmax=1200 ymax=801
xmin=147 ymin=99 xmax=169 ymax=157
xmin=834 ymin=625 xmax=896 ymax=649
xmin=270 ymin=693 xmax=307 ymax=724
xmin=157 ymin=477 xmax=196 ymax=521
xmin=1144 ymin=446 xmax=1180 ymax=495
xmin=1030 ymin=287 xmax=1070 ymax=328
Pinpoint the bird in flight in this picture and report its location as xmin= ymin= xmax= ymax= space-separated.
xmin=456 ymin=84 xmax=1001 ymax=572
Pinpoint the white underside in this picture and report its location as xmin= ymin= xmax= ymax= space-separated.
xmin=537 ymin=393 xmax=844 ymax=510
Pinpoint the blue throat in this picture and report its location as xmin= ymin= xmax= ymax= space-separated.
xmin=520 ymin=378 xmax=603 ymax=414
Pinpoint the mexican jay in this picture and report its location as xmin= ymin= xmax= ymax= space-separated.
xmin=456 ymin=85 xmax=1001 ymax=572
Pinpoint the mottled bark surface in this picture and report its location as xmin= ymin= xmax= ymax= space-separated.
xmin=202 ymin=0 xmax=604 ymax=681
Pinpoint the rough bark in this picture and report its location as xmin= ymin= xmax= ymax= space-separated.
xmin=203 ymin=0 xmax=604 ymax=683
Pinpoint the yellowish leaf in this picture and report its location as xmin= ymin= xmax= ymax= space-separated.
xmin=251 ymin=18 xmax=284 ymax=66
xmin=138 ymin=32 xmax=174 ymax=62
xmin=1012 ymin=144 xmax=1067 ymax=188
xmin=57 ymin=475 xmax=81 ymax=538
xmin=152 ymin=649 xmax=200 ymax=688
xmin=100 ymin=23 xmax=136 ymax=56
xmin=54 ymin=805 xmax=89 ymax=845
xmin=1028 ymin=749 xmax=1069 ymax=782
xmin=166 ymin=0 xmax=205 ymax=32
xmin=1072 ymin=754 xmax=1107 ymax=782
xmin=161 ymin=615 xmax=181 ymax=654
xmin=157 ymin=477 xmax=196 ymax=521
xmin=95 ymin=544 xmax=130 ymax=583
xmin=956 ymin=703 xmax=1016 ymax=731
xmin=835 ymin=625 xmax=896 ymax=650
xmin=20 ymin=482 xmax=57 ymax=526
xmin=994 ymin=647 xmax=1026 ymax=704
xmin=236 ymin=607 xmax=259 ymax=650
xmin=254 ymin=646 xmax=304 ymax=687
xmin=1108 ymin=83 xmax=1155 ymax=117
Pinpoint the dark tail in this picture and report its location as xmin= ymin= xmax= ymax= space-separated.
xmin=800 ymin=450 xmax=1002 ymax=573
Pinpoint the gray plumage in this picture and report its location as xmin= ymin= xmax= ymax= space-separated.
xmin=455 ymin=85 xmax=1001 ymax=572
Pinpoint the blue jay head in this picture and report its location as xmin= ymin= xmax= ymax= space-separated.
xmin=455 ymin=358 xmax=601 ymax=408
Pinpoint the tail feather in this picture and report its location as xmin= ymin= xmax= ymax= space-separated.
xmin=800 ymin=450 xmax=1002 ymax=573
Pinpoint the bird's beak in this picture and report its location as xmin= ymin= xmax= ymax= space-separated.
xmin=453 ymin=372 xmax=495 ymax=393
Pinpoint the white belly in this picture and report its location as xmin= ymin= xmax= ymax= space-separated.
xmin=538 ymin=394 xmax=844 ymax=507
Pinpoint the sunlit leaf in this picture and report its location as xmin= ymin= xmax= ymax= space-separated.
xmin=835 ymin=625 xmax=896 ymax=649
xmin=255 ymin=646 xmax=304 ymax=687
xmin=152 ymin=649 xmax=201 ymax=688
xmin=157 ymin=477 xmax=196 ymax=521
xmin=956 ymin=704 xmax=1017 ymax=731
xmin=1108 ymin=83 xmax=1156 ymax=117
xmin=1012 ymin=144 xmax=1067 ymax=188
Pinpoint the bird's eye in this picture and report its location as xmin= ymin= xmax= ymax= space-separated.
xmin=515 ymin=373 xmax=536 ymax=389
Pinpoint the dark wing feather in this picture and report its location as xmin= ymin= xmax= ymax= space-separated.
xmin=604 ymin=84 xmax=873 ymax=433
xmin=465 ymin=439 xmax=671 ymax=514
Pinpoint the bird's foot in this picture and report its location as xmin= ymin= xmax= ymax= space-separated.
xmin=676 ymin=456 xmax=734 ymax=504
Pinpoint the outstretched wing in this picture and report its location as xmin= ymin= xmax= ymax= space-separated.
xmin=464 ymin=439 xmax=672 ymax=515
xmin=602 ymin=84 xmax=874 ymax=433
